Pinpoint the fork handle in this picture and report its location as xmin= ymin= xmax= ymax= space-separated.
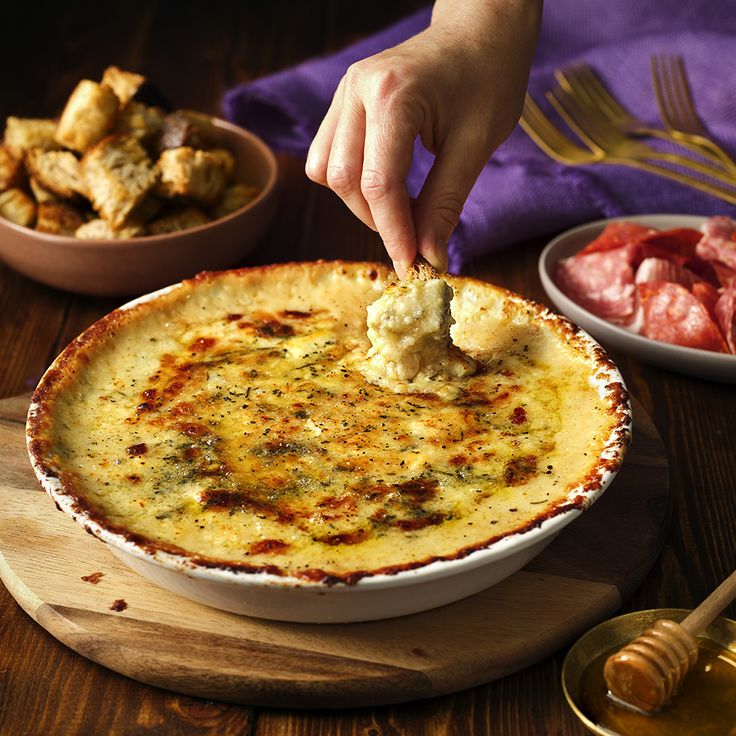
xmin=606 ymin=156 xmax=736 ymax=207
xmin=643 ymin=128 xmax=736 ymax=174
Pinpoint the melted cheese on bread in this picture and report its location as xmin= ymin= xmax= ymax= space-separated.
xmin=363 ymin=277 xmax=476 ymax=397
xmin=29 ymin=262 xmax=630 ymax=583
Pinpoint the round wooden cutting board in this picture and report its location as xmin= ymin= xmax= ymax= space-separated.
xmin=0 ymin=393 xmax=668 ymax=708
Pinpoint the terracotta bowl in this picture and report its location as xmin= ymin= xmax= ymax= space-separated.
xmin=0 ymin=118 xmax=279 ymax=297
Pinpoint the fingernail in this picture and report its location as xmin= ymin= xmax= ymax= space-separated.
xmin=424 ymin=244 xmax=448 ymax=274
xmin=393 ymin=260 xmax=410 ymax=280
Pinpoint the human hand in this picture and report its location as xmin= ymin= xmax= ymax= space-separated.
xmin=305 ymin=0 xmax=541 ymax=277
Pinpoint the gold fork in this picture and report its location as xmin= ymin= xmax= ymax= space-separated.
xmin=560 ymin=63 xmax=736 ymax=176
xmin=651 ymin=54 xmax=736 ymax=172
xmin=553 ymin=67 xmax=736 ymax=186
xmin=520 ymin=94 xmax=736 ymax=206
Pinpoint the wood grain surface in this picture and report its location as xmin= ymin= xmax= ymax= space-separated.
xmin=0 ymin=395 xmax=667 ymax=709
xmin=1 ymin=3 xmax=735 ymax=735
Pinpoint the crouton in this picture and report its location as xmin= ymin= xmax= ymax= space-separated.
xmin=29 ymin=177 xmax=59 ymax=204
xmin=210 ymin=184 xmax=259 ymax=219
xmin=4 ymin=117 xmax=60 ymax=158
xmin=157 ymin=110 xmax=217 ymax=152
xmin=208 ymin=148 xmax=236 ymax=182
xmin=75 ymin=218 xmax=143 ymax=239
xmin=81 ymin=135 xmax=159 ymax=228
xmin=55 ymin=80 xmax=120 ymax=152
xmin=157 ymin=147 xmax=227 ymax=206
xmin=115 ymin=102 xmax=165 ymax=145
xmin=26 ymin=149 xmax=86 ymax=199
xmin=101 ymin=66 xmax=145 ymax=106
xmin=0 ymin=146 xmax=24 ymax=191
xmin=36 ymin=202 xmax=87 ymax=235
xmin=147 ymin=206 xmax=209 ymax=235
xmin=0 ymin=188 xmax=36 ymax=227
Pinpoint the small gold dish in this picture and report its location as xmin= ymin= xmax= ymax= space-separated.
xmin=562 ymin=608 xmax=736 ymax=736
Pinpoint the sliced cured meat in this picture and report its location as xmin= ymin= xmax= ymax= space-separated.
xmin=696 ymin=216 xmax=736 ymax=270
xmin=637 ymin=282 xmax=728 ymax=353
xmin=711 ymin=260 xmax=736 ymax=289
xmin=691 ymin=281 xmax=721 ymax=324
xmin=638 ymin=228 xmax=702 ymax=262
xmin=715 ymin=281 xmax=736 ymax=354
xmin=635 ymin=257 xmax=696 ymax=289
xmin=578 ymin=222 xmax=653 ymax=255
xmin=683 ymin=255 xmax=722 ymax=287
xmin=556 ymin=218 xmax=736 ymax=355
xmin=555 ymin=245 xmax=638 ymax=324
xmin=702 ymin=215 xmax=736 ymax=241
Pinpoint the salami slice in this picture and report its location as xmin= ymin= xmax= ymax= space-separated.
xmin=714 ymin=281 xmax=736 ymax=354
xmin=555 ymin=245 xmax=638 ymax=324
xmin=635 ymin=257 xmax=696 ymax=289
xmin=637 ymin=282 xmax=728 ymax=353
xmin=696 ymin=216 xmax=736 ymax=270
xmin=578 ymin=222 xmax=653 ymax=255
xmin=691 ymin=281 xmax=721 ymax=324
xmin=638 ymin=228 xmax=702 ymax=262
xmin=683 ymin=255 xmax=722 ymax=287
xmin=711 ymin=261 xmax=736 ymax=289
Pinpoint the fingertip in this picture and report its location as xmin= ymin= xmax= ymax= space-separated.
xmin=392 ymin=259 xmax=411 ymax=280
xmin=383 ymin=236 xmax=416 ymax=279
xmin=421 ymin=242 xmax=449 ymax=274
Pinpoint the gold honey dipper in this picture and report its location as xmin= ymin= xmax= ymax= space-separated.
xmin=603 ymin=568 xmax=736 ymax=712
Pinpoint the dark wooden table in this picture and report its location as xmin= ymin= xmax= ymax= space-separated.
xmin=1 ymin=4 xmax=735 ymax=734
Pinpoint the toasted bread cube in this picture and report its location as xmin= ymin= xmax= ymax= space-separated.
xmin=75 ymin=218 xmax=144 ymax=239
xmin=36 ymin=202 xmax=87 ymax=235
xmin=101 ymin=66 xmax=145 ymax=106
xmin=157 ymin=110 xmax=217 ymax=152
xmin=0 ymin=146 xmax=24 ymax=191
xmin=81 ymin=135 xmax=159 ymax=228
xmin=26 ymin=149 xmax=86 ymax=199
xmin=147 ymin=206 xmax=209 ymax=235
xmin=29 ymin=177 xmax=58 ymax=204
xmin=157 ymin=147 xmax=227 ymax=206
xmin=0 ymin=188 xmax=36 ymax=227
xmin=208 ymin=149 xmax=236 ymax=182
xmin=115 ymin=102 xmax=165 ymax=145
xmin=55 ymin=80 xmax=120 ymax=152
xmin=210 ymin=184 xmax=259 ymax=220
xmin=4 ymin=117 xmax=60 ymax=159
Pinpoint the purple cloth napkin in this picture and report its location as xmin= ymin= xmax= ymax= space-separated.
xmin=222 ymin=3 xmax=736 ymax=272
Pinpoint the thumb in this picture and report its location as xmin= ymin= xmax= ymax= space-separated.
xmin=414 ymin=134 xmax=491 ymax=272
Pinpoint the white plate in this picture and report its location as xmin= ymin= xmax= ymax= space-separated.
xmin=539 ymin=214 xmax=736 ymax=384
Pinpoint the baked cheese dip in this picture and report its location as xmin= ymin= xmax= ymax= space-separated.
xmin=362 ymin=273 xmax=476 ymax=398
xmin=28 ymin=262 xmax=631 ymax=584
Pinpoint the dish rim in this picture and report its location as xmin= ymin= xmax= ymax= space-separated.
xmin=26 ymin=262 xmax=632 ymax=591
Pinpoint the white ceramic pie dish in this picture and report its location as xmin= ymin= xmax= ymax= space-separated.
xmin=539 ymin=214 xmax=736 ymax=384
xmin=26 ymin=267 xmax=631 ymax=623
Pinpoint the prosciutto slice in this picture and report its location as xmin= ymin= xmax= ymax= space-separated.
xmin=637 ymin=282 xmax=728 ymax=353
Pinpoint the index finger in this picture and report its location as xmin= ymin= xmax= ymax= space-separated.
xmin=361 ymin=106 xmax=419 ymax=276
